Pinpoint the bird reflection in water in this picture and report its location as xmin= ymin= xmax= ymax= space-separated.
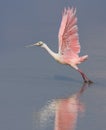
xmin=54 ymin=83 xmax=87 ymax=130
xmin=36 ymin=83 xmax=88 ymax=130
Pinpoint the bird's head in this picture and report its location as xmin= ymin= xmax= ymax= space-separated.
xmin=25 ymin=41 xmax=45 ymax=48
xmin=34 ymin=41 xmax=44 ymax=47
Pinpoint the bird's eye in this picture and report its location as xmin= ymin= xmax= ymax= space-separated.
xmin=38 ymin=42 xmax=43 ymax=46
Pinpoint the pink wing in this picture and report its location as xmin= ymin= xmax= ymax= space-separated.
xmin=58 ymin=7 xmax=80 ymax=57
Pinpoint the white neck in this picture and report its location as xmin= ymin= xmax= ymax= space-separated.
xmin=42 ymin=44 xmax=58 ymax=60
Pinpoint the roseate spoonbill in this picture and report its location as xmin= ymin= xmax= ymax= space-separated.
xmin=26 ymin=7 xmax=93 ymax=83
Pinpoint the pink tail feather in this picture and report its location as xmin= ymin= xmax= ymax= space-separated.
xmin=80 ymin=55 xmax=88 ymax=62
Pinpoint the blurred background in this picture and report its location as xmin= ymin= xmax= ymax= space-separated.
xmin=0 ymin=0 xmax=106 ymax=130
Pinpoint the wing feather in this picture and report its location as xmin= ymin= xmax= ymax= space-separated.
xmin=58 ymin=7 xmax=80 ymax=57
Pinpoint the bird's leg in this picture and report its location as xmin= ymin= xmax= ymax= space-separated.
xmin=78 ymin=69 xmax=88 ymax=81
xmin=77 ymin=69 xmax=93 ymax=84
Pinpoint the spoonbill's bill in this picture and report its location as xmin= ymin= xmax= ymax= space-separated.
xmin=26 ymin=7 xmax=93 ymax=83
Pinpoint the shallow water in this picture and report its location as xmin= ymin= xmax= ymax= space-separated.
xmin=0 ymin=48 xmax=106 ymax=130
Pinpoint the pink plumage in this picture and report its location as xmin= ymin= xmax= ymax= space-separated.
xmin=27 ymin=7 xmax=93 ymax=83
xmin=58 ymin=8 xmax=80 ymax=57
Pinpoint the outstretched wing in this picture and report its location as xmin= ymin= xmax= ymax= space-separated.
xmin=58 ymin=7 xmax=80 ymax=57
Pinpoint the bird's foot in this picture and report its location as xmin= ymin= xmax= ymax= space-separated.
xmin=84 ymin=80 xmax=93 ymax=85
